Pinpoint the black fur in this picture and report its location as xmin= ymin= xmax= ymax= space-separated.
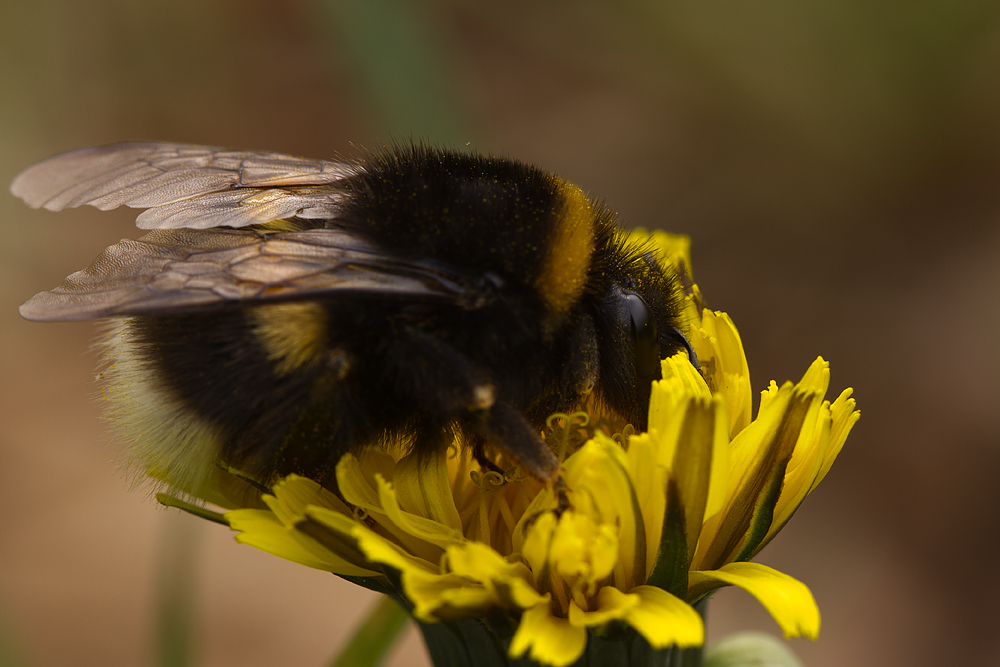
xmin=130 ymin=147 xmax=686 ymax=488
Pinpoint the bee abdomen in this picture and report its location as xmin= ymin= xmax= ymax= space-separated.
xmin=103 ymin=303 xmax=350 ymax=495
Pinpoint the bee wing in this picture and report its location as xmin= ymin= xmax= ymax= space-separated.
xmin=20 ymin=228 xmax=482 ymax=322
xmin=10 ymin=142 xmax=356 ymax=229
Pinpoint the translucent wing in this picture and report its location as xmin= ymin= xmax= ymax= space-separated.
xmin=10 ymin=142 xmax=356 ymax=229
xmin=19 ymin=228 xmax=487 ymax=322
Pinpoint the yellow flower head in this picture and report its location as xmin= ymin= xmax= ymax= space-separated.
xmin=164 ymin=231 xmax=859 ymax=667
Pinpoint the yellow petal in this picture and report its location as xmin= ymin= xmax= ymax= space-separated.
xmin=375 ymin=473 xmax=463 ymax=550
xmin=814 ymin=387 xmax=859 ymax=488
xmin=567 ymin=585 xmax=703 ymax=650
xmin=797 ymin=357 xmax=831 ymax=396
xmin=563 ymin=435 xmax=645 ymax=590
xmin=758 ymin=381 xmax=780 ymax=415
xmin=402 ymin=569 xmax=495 ymax=622
xmin=646 ymin=394 xmax=728 ymax=595
xmin=588 ymin=523 xmax=620 ymax=588
xmin=626 ymin=229 xmax=692 ymax=280
xmin=649 ymin=352 xmax=713 ymax=436
xmin=265 ymin=475 xmax=352 ymax=526
xmin=626 ymin=586 xmax=704 ymax=648
xmin=672 ymin=397 xmax=730 ymax=550
xmin=393 ymin=448 xmax=463 ymax=531
xmin=679 ymin=284 xmax=707 ymax=326
xmin=567 ymin=586 xmax=638 ymax=627
xmin=227 ymin=510 xmax=322 ymax=567
xmin=520 ymin=511 xmax=557 ymax=578
xmin=511 ymin=485 xmax=558 ymax=556
xmin=181 ymin=465 xmax=268 ymax=511
xmin=448 ymin=542 xmax=548 ymax=609
xmin=335 ymin=455 xmax=445 ymax=562
xmin=509 ymin=603 xmax=588 ymax=667
xmin=548 ymin=513 xmax=592 ymax=581
xmin=759 ymin=360 xmax=857 ymax=554
xmin=688 ymin=563 xmax=820 ymax=640
xmin=227 ymin=509 xmax=380 ymax=577
xmin=759 ymin=400 xmax=831 ymax=550
xmin=693 ymin=383 xmax=813 ymax=570
xmin=446 ymin=540 xmax=512 ymax=581
xmin=304 ymin=505 xmax=438 ymax=576
xmin=336 ymin=453 xmax=386 ymax=512
xmin=545 ymin=511 xmax=619 ymax=604
xmin=626 ymin=432 xmax=666 ymax=575
xmin=702 ymin=399 xmax=732 ymax=522
xmin=696 ymin=310 xmax=752 ymax=437
xmin=445 ymin=542 xmax=546 ymax=609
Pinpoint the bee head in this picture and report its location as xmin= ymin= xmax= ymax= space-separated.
xmin=591 ymin=237 xmax=690 ymax=430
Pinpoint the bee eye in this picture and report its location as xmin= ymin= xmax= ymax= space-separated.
xmin=625 ymin=291 xmax=659 ymax=388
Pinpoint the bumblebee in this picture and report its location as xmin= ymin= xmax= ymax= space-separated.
xmin=13 ymin=142 xmax=694 ymax=499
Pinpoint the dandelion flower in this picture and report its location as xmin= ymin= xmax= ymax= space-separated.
xmin=162 ymin=231 xmax=859 ymax=667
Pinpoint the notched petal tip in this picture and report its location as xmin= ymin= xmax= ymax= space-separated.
xmin=689 ymin=563 xmax=820 ymax=640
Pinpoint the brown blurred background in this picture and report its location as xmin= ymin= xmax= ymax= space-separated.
xmin=2 ymin=1 xmax=999 ymax=666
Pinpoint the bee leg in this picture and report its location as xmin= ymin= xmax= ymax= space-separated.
xmin=388 ymin=326 xmax=490 ymax=409
xmin=473 ymin=401 xmax=561 ymax=483
xmin=470 ymin=436 xmax=506 ymax=476
xmin=553 ymin=475 xmax=572 ymax=513
xmin=387 ymin=327 xmax=560 ymax=482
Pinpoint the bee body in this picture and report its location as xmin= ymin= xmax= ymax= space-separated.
xmin=14 ymin=143 xmax=686 ymax=497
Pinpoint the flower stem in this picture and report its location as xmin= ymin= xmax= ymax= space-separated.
xmin=329 ymin=595 xmax=410 ymax=667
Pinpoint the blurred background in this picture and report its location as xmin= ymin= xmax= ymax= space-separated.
xmin=2 ymin=1 xmax=999 ymax=665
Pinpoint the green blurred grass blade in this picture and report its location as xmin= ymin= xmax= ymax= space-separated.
xmin=0 ymin=605 xmax=26 ymax=667
xmin=157 ymin=512 xmax=202 ymax=667
xmin=321 ymin=0 xmax=476 ymax=145
xmin=329 ymin=595 xmax=409 ymax=667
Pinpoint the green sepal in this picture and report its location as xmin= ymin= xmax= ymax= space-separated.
xmin=747 ymin=499 xmax=799 ymax=561
xmin=295 ymin=515 xmax=374 ymax=572
xmin=417 ymin=614 xmax=696 ymax=667
xmin=419 ymin=615 xmax=520 ymax=667
xmin=644 ymin=481 xmax=689 ymax=598
xmin=732 ymin=456 xmax=788 ymax=563
xmin=337 ymin=574 xmax=398 ymax=597
xmin=685 ymin=576 xmax=727 ymax=607
xmin=156 ymin=493 xmax=229 ymax=526
xmin=611 ymin=452 xmax=648 ymax=591
xmin=732 ymin=389 xmax=815 ymax=563
xmin=646 ymin=399 xmax=719 ymax=598
xmin=697 ymin=392 xmax=810 ymax=570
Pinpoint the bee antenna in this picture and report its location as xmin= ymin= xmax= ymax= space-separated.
xmin=669 ymin=327 xmax=701 ymax=372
